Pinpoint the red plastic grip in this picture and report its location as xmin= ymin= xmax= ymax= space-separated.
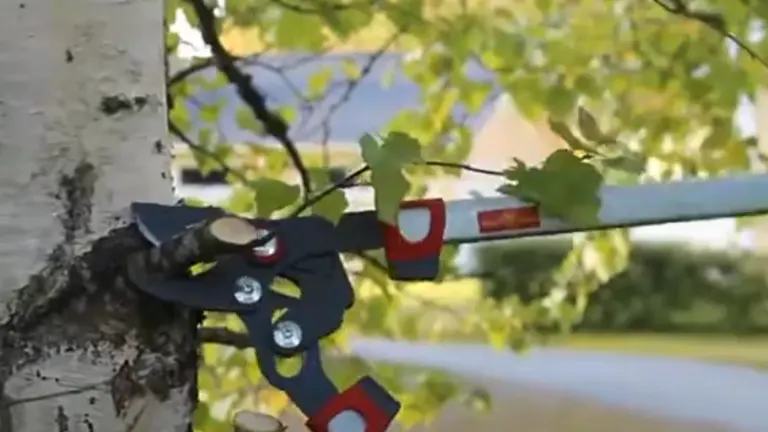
xmin=305 ymin=380 xmax=392 ymax=432
xmin=381 ymin=198 xmax=446 ymax=262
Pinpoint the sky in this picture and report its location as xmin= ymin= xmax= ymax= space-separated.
xmin=168 ymin=11 xmax=762 ymax=251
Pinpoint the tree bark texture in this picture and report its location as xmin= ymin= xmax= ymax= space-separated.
xmin=0 ymin=1 xmax=198 ymax=431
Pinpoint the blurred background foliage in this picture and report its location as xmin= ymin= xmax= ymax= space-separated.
xmin=163 ymin=0 xmax=768 ymax=430
xmin=478 ymin=239 xmax=768 ymax=334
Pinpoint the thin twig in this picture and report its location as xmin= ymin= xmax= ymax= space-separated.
xmin=169 ymin=121 xmax=250 ymax=185
xmin=199 ymin=327 xmax=251 ymax=349
xmin=268 ymin=0 xmax=379 ymax=14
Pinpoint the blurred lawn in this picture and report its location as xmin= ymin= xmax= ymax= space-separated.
xmin=276 ymin=377 xmax=732 ymax=432
xmin=381 ymin=278 xmax=768 ymax=370
xmin=553 ymin=332 xmax=768 ymax=370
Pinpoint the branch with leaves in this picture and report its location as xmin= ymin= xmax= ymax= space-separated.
xmin=186 ymin=0 xmax=313 ymax=198
xmin=651 ymin=0 xmax=768 ymax=69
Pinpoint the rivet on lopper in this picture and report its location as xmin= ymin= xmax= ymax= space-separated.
xmin=234 ymin=276 xmax=263 ymax=304
xmin=252 ymin=228 xmax=278 ymax=258
xmin=273 ymin=320 xmax=302 ymax=349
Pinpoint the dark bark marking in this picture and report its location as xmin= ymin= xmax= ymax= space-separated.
xmin=83 ymin=413 xmax=95 ymax=432
xmin=110 ymin=361 xmax=144 ymax=417
xmin=65 ymin=49 xmax=74 ymax=63
xmin=99 ymin=95 xmax=150 ymax=116
xmin=57 ymin=160 xmax=96 ymax=242
xmin=55 ymin=405 xmax=69 ymax=432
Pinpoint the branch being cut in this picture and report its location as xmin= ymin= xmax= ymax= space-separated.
xmin=234 ymin=411 xmax=287 ymax=432
xmin=186 ymin=0 xmax=312 ymax=198
xmin=126 ymin=215 xmax=262 ymax=278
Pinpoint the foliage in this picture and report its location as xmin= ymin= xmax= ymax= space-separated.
xmin=164 ymin=0 xmax=768 ymax=429
xmin=477 ymin=239 xmax=768 ymax=334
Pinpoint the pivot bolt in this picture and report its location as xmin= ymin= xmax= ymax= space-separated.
xmin=273 ymin=320 xmax=302 ymax=349
xmin=234 ymin=276 xmax=262 ymax=304
xmin=252 ymin=228 xmax=278 ymax=257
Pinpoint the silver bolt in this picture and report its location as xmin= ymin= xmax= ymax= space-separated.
xmin=273 ymin=320 xmax=302 ymax=349
xmin=252 ymin=228 xmax=278 ymax=257
xmin=234 ymin=276 xmax=262 ymax=304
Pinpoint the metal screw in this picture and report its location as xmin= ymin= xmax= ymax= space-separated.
xmin=252 ymin=228 xmax=278 ymax=257
xmin=234 ymin=276 xmax=262 ymax=304
xmin=273 ymin=320 xmax=302 ymax=349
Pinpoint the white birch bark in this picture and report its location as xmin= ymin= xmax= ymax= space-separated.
xmin=0 ymin=1 xmax=197 ymax=431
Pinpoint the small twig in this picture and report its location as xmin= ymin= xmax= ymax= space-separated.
xmin=199 ymin=326 xmax=251 ymax=348
xmin=315 ymin=32 xmax=403 ymax=144
xmin=169 ymin=121 xmax=249 ymax=186
xmin=125 ymin=215 xmax=263 ymax=281
xmin=0 ymin=380 xmax=109 ymax=409
xmin=169 ymin=54 xmax=264 ymax=86
xmin=268 ymin=0 xmax=378 ymax=14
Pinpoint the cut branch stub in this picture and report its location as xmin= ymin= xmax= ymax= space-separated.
xmin=127 ymin=216 xmax=262 ymax=277
xmin=233 ymin=411 xmax=288 ymax=432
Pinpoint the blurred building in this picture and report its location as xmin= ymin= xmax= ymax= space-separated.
xmin=171 ymin=52 xmax=566 ymax=208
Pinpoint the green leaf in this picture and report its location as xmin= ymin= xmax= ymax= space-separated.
xmin=545 ymin=82 xmax=576 ymax=119
xmin=307 ymin=168 xmax=349 ymax=224
xmin=499 ymin=149 xmax=603 ymax=225
xmin=700 ymin=120 xmax=733 ymax=150
xmin=321 ymin=6 xmax=374 ymax=38
xmin=226 ymin=186 xmax=256 ymax=215
xmin=200 ymin=102 xmax=224 ymax=123
xmin=463 ymin=387 xmax=492 ymax=413
xmin=342 ymin=58 xmax=362 ymax=80
xmin=235 ymin=106 xmax=263 ymax=135
xmin=169 ymin=102 xmax=191 ymax=131
xmin=274 ymin=10 xmax=326 ymax=51
xmin=548 ymin=118 xmax=593 ymax=152
xmin=250 ymin=178 xmax=301 ymax=218
xmin=308 ymin=67 xmax=334 ymax=99
xmin=600 ymin=153 xmax=646 ymax=175
xmin=577 ymin=107 xmax=614 ymax=144
xmin=359 ymin=132 xmax=423 ymax=224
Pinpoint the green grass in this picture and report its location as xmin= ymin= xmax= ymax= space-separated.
xmin=551 ymin=332 xmax=768 ymax=370
xmin=358 ymin=278 xmax=768 ymax=371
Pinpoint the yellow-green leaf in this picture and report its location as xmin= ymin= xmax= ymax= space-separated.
xmin=250 ymin=178 xmax=301 ymax=218
xmin=307 ymin=168 xmax=349 ymax=224
xmin=236 ymin=106 xmax=263 ymax=135
xmin=499 ymin=149 xmax=603 ymax=225
xmin=577 ymin=107 xmax=615 ymax=144
xmin=359 ymin=132 xmax=423 ymax=224
xmin=548 ymin=118 xmax=593 ymax=152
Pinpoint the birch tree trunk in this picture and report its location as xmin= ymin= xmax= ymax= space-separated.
xmin=0 ymin=1 xmax=198 ymax=431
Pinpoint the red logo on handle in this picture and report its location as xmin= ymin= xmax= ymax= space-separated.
xmin=477 ymin=207 xmax=540 ymax=233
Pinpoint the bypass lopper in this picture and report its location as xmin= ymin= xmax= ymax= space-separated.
xmin=126 ymin=172 xmax=768 ymax=432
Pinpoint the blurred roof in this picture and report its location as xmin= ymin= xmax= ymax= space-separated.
xmin=182 ymin=52 xmax=499 ymax=148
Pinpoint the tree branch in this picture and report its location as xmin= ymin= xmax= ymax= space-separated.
xmin=199 ymin=326 xmax=251 ymax=348
xmin=268 ymin=0 xmax=379 ymax=14
xmin=651 ymin=0 xmax=768 ymax=69
xmin=186 ymin=0 xmax=313 ymax=199
xmin=126 ymin=215 xmax=263 ymax=278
